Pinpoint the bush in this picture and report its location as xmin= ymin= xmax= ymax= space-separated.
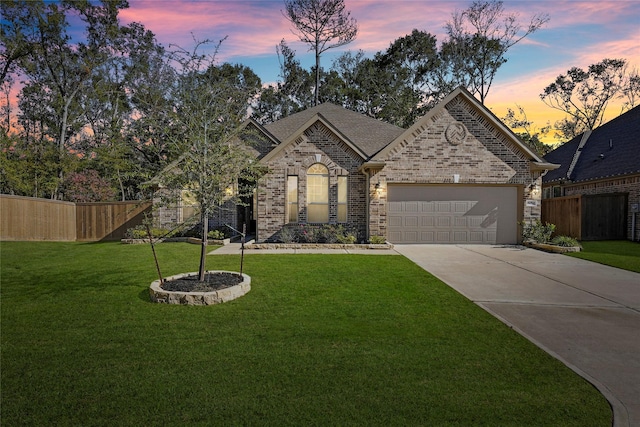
xmin=369 ymin=235 xmax=386 ymax=244
xmin=124 ymin=225 xmax=170 ymax=239
xmin=521 ymin=220 xmax=555 ymax=243
xmin=207 ymin=229 xmax=225 ymax=240
xmin=275 ymin=224 xmax=361 ymax=244
xmin=550 ymin=235 xmax=581 ymax=248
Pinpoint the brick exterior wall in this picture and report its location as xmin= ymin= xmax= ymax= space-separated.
xmin=556 ymin=174 xmax=640 ymax=241
xmin=368 ymin=96 xmax=542 ymax=239
xmin=257 ymin=122 xmax=367 ymax=242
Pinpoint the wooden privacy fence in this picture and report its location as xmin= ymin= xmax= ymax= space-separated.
xmin=1 ymin=195 xmax=77 ymax=241
xmin=541 ymin=195 xmax=582 ymax=239
xmin=76 ymin=201 xmax=152 ymax=241
xmin=542 ymin=193 xmax=628 ymax=240
xmin=1 ymin=195 xmax=151 ymax=242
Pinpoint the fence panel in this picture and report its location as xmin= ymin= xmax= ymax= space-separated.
xmin=582 ymin=193 xmax=628 ymax=240
xmin=541 ymin=195 xmax=582 ymax=239
xmin=1 ymin=195 xmax=77 ymax=241
xmin=76 ymin=201 xmax=152 ymax=241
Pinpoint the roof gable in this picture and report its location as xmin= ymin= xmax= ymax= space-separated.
xmin=260 ymin=113 xmax=368 ymax=163
xmin=544 ymin=105 xmax=640 ymax=183
xmin=369 ymin=87 xmax=551 ymax=168
xmin=263 ymin=103 xmax=404 ymax=158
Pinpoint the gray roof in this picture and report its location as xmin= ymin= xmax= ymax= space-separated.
xmin=263 ymin=103 xmax=405 ymax=158
xmin=544 ymin=105 xmax=640 ymax=183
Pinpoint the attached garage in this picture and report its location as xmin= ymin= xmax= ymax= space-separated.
xmin=387 ymin=184 xmax=519 ymax=244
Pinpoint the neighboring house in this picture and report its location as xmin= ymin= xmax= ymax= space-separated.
xmin=157 ymin=87 xmax=558 ymax=244
xmin=542 ymin=105 xmax=640 ymax=241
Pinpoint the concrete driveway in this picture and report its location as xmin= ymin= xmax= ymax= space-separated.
xmin=394 ymin=244 xmax=640 ymax=427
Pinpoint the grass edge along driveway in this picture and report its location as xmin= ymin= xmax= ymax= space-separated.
xmin=1 ymin=242 xmax=611 ymax=426
xmin=566 ymin=240 xmax=640 ymax=273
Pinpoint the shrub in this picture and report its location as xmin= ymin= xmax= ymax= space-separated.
xmin=550 ymin=235 xmax=581 ymax=247
xmin=521 ymin=220 xmax=555 ymax=243
xmin=207 ymin=229 xmax=225 ymax=240
xmin=275 ymin=224 xmax=360 ymax=244
xmin=124 ymin=225 xmax=170 ymax=239
xmin=278 ymin=226 xmax=296 ymax=243
xmin=369 ymin=235 xmax=386 ymax=244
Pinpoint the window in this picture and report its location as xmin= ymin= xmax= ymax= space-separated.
xmin=307 ymin=164 xmax=329 ymax=223
xmin=337 ymin=176 xmax=347 ymax=222
xmin=553 ymin=186 xmax=562 ymax=198
xmin=287 ymin=176 xmax=298 ymax=223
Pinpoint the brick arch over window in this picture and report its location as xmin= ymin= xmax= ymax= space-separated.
xmin=307 ymin=163 xmax=329 ymax=223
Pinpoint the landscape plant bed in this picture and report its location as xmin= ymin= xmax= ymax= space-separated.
xmin=524 ymin=241 xmax=581 ymax=253
xmin=245 ymin=242 xmax=393 ymax=250
xmin=149 ymin=270 xmax=250 ymax=305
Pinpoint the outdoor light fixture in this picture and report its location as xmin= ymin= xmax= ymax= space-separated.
xmin=374 ymin=182 xmax=383 ymax=197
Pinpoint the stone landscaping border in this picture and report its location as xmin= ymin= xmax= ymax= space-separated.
xmin=149 ymin=271 xmax=251 ymax=305
xmin=524 ymin=242 xmax=582 ymax=253
xmin=244 ymin=242 xmax=394 ymax=250
xmin=121 ymin=237 xmax=230 ymax=245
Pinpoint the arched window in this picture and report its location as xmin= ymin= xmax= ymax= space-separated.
xmin=307 ymin=163 xmax=329 ymax=223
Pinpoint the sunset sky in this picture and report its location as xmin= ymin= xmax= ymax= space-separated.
xmin=114 ymin=0 xmax=639 ymax=142
xmin=34 ymin=0 xmax=640 ymax=142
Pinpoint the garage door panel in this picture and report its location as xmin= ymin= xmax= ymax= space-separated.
xmin=387 ymin=185 xmax=517 ymax=244
xmin=437 ymin=202 xmax=452 ymax=213
xmin=469 ymin=231 xmax=484 ymax=242
xmin=389 ymin=216 xmax=402 ymax=227
xmin=455 ymin=202 xmax=470 ymax=213
xmin=421 ymin=216 xmax=435 ymax=227
xmin=454 ymin=217 xmax=468 ymax=227
xmin=453 ymin=231 xmax=469 ymax=242
xmin=405 ymin=216 xmax=418 ymax=227
xmin=388 ymin=231 xmax=402 ymax=241
xmin=437 ymin=217 xmax=451 ymax=227
xmin=421 ymin=202 xmax=435 ymax=212
xmin=421 ymin=231 xmax=435 ymax=242
xmin=405 ymin=202 xmax=419 ymax=212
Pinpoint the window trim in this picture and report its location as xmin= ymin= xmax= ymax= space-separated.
xmin=307 ymin=163 xmax=329 ymax=223
xmin=337 ymin=175 xmax=348 ymax=223
xmin=287 ymin=175 xmax=298 ymax=223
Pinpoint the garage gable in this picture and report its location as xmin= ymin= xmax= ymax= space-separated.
xmin=364 ymin=87 xmax=557 ymax=244
xmin=369 ymin=87 xmax=540 ymax=184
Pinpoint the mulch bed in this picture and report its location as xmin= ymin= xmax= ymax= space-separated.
xmin=160 ymin=272 xmax=243 ymax=292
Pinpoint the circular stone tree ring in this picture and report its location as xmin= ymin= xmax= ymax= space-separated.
xmin=149 ymin=271 xmax=251 ymax=305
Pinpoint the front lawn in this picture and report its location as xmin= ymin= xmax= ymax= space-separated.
xmin=1 ymin=242 xmax=610 ymax=426
xmin=567 ymin=240 xmax=640 ymax=273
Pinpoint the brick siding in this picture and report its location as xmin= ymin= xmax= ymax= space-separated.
xmin=368 ymin=96 xmax=542 ymax=239
xmin=257 ymin=122 xmax=367 ymax=242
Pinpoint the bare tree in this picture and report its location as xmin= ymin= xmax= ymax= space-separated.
xmin=540 ymin=58 xmax=628 ymax=140
xmin=445 ymin=0 xmax=549 ymax=104
xmin=619 ymin=66 xmax=640 ymax=113
xmin=283 ymin=0 xmax=357 ymax=106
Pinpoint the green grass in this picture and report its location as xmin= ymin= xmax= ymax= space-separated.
xmin=1 ymin=242 xmax=611 ymax=426
xmin=567 ymin=240 xmax=640 ymax=273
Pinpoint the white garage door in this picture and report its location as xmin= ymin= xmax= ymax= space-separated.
xmin=387 ymin=185 xmax=518 ymax=244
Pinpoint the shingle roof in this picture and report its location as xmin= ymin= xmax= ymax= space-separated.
xmin=263 ymin=103 xmax=405 ymax=158
xmin=543 ymin=105 xmax=640 ymax=183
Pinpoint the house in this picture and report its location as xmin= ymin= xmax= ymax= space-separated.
xmin=156 ymin=87 xmax=558 ymax=244
xmin=542 ymin=105 xmax=640 ymax=241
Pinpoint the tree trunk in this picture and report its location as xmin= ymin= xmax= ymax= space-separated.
xmin=314 ymin=50 xmax=320 ymax=106
xmin=198 ymin=212 xmax=208 ymax=282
